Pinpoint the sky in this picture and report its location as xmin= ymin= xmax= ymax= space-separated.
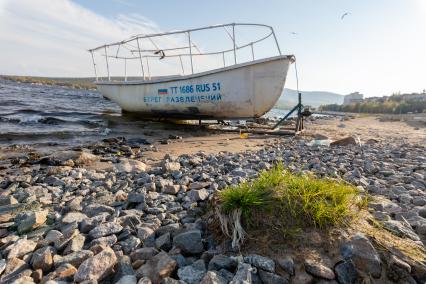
xmin=0 ymin=0 xmax=425 ymax=97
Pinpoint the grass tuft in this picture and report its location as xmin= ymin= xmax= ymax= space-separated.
xmin=217 ymin=163 xmax=363 ymax=245
xmin=219 ymin=164 xmax=284 ymax=217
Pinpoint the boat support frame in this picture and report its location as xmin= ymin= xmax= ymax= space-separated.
xmin=272 ymin=91 xmax=305 ymax=133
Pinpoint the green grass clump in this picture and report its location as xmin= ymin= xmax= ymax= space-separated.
xmin=219 ymin=164 xmax=285 ymax=217
xmin=276 ymin=169 xmax=360 ymax=228
xmin=218 ymin=163 xmax=363 ymax=237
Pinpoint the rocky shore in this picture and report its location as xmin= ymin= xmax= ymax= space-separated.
xmin=0 ymin=123 xmax=425 ymax=283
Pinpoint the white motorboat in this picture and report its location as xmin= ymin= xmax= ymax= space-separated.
xmin=89 ymin=23 xmax=294 ymax=119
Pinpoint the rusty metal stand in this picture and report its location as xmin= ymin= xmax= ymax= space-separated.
xmin=272 ymin=92 xmax=304 ymax=133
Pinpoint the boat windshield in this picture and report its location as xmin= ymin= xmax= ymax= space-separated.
xmin=88 ymin=23 xmax=282 ymax=82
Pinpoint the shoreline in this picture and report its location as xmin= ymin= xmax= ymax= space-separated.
xmin=0 ymin=75 xmax=96 ymax=90
xmin=2 ymin=114 xmax=424 ymax=158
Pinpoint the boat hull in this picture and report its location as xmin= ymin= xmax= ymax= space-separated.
xmin=96 ymin=55 xmax=292 ymax=119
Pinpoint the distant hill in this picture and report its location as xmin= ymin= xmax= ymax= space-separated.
xmin=276 ymin=88 xmax=344 ymax=109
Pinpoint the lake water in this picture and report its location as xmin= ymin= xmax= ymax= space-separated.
xmin=0 ymin=79 xmax=291 ymax=146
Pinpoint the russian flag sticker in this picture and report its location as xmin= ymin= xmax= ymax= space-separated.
xmin=158 ymin=88 xmax=168 ymax=95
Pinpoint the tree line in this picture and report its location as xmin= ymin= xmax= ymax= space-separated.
xmin=319 ymin=93 xmax=426 ymax=114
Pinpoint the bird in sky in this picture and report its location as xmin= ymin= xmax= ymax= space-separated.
xmin=341 ymin=12 xmax=351 ymax=20
xmin=290 ymin=32 xmax=298 ymax=35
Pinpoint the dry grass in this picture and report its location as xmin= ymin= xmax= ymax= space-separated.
xmin=354 ymin=212 xmax=426 ymax=264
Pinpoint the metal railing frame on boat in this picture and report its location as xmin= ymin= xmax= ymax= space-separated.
xmin=88 ymin=23 xmax=282 ymax=82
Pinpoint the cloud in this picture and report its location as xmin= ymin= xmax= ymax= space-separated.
xmin=0 ymin=0 xmax=164 ymax=77
xmin=0 ymin=0 xmax=262 ymax=79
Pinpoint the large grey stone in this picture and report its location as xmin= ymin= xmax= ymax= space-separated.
xmin=114 ymin=255 xmax=135 ymax=283
xmin=83 ymin=204 xmax=115 ymax=217
xmin=128 ymin=193 xmax=145 ymax=204
xmin=383 ymin=220 xmax=420 ymax=241
xmin=1 ymin=257 xmax=28 ymax=282
xmin=17 ymin=210 xmax=48 ymax=233
xmin=63 ymin=234 xmax=86 ymax=254
xmin=334 ymin=261 xmax=359 ymax=284
xmin=137 ymin=227 xmax=155 ymax=241
xmin=0 ymin=259 xmax=6 ymax=275
xmin=162 ymin=161 xmax=181 ymax=173
xmin=31 ymin=246 xmax=54 ymax=272
xmin=304 ymin=259 xmax=335 ymax=280
xmin=387 ymin=255 xmax=412 ymax=282
xmin=130 ymin=247 xmax=159 ymax=262
xmin=161 ymin=277 xmax=183 ymax=284
xmin=177 ymin=259 xmax=206 ymax=284
xmin=155 ymin=232 xmax=172 ymax=251
xmin=230 ymin=263 xmax=253 ymax=283
xmin=244 ymin=254 xmax=275 ymax=273
xmin=341 ymin=234 xmax=381 ymax=278
xmin=188 ymin=189 xmax=209 ymax=202
xmin=116 ymin=275 xmax=137 ymax=284
xmin=277 ymin=256 xmax=295 ymax=276
xmin=173 ymin=230 xmax=204 ymax=254
xmin=62 ymin=212 xmax=87 ymax=224
xmin=135 ymin=251 xmax=177 ymax=283
xmin=45 ymin=230 xmax=63 ymax=243
xmin=258 ymin=269 xmax=289 ymax=284
xmin=80 ymin=215 xmax=108 ymax=233
xmin=208 ymin=254 xmax=238 ymax=271
xmin=8 ymin=239 xmax=37 ymax=259
xmin=330 ymin=137 xmax=357 ymax=147
xmin=0 ymin=196 xmax=18 ymax=206
xmin=120 ymin=235 xmax=141 ymax=255
xmin=74 ymin=247 xmax=117 ymax=282
xmin=114 ymin=158 xmax=146 ymax=173
xmin=53 ymin=250 xmax=94 ymax=268
xmin=201 ymin=271 xmax=228 ymax=284
xmin=90 ymin=234 xmax=118 ymax=247
xmin=155 ymin=223 xmax=180 ymax=237
xmin=188 ymin=182 xmax=210 ymax=190
xmin=51 ymin=150 xmax=99 ymax=166
xmin=163 ymin=185 xmax=181 ymax=195
xmin=88 ymin=222 xmax=123 ymax=239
